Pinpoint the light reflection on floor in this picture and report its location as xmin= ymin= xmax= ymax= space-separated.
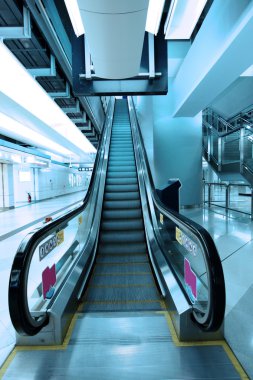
xmin=0 ymin=191 xmax=86 ymax=367
xmin=182 ymin=194 xmax=253 ymax=378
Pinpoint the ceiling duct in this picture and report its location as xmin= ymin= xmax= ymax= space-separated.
xmin=77 ymin=0 xmax=149 ymax=79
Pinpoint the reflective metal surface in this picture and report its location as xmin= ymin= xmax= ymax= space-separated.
xmin=13 ymin=98 xmax=115 ymax=345
xmin=3 ymin=312 xmax=239 ymax=379
xmin=128 ymin=97 xmax=225 ymax=338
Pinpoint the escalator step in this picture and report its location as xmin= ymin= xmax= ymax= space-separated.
xmin=109 ymin=148 xmax=134 ymax=152
xmin=96 ymin=253 xmax=148 ymax=263
xmin=100 ymin=230 xmax=145 ymax=244
xmin=106 ymin=178 xmax=137 ymax=185
xmin=88 ymin=272 xmax=153 ymax=286
xmin=103 ymin=199 xmax=141 ymax=210
xmin=104 ymin=191 xmax=139 ymax=201
xmin=108 ymin=161 xmax=136 ymax=167
xmin=101 ymin=219 xmax=143 ymax=231
xmin=84 ymin=285 xmax=159 ymax=304
xmin=109 ymin=153 xmax=135 ymax=158
xmin=105 ymin=184 xmax=139 ymax=192
xmin=107 ymin=165 xmax=136 ymax=172
xmin=106 ymin=172 xmax=136 ymax=179
xmin=98 ymin=241 xmax=147 ymax=255
xmin=108 ymin=160 xmax=135 ymax=165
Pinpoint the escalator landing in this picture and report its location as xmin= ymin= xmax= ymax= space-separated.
xmin=2 ymin=312 xmax=241 ymax=379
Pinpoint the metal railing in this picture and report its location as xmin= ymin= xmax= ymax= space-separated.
xmin=203 ymin=110 xmax=253 ymax=183
xmin=204 ymin=181 xmax=253 ymax=219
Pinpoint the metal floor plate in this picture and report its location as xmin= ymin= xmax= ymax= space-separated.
xmin=3 ymin=312 xmax=241 ymax=380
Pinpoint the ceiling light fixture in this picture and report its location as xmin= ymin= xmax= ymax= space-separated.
xmin=0 ymin=112 xmax=72 ymax=157
xmin=64 ymin=0 xmax=85 ymax=36
xmin=145 ymin=0 xmax=166 ymax=35
xmin=165 ymin=0 xmax=208 ymax=40
xmin=0 ymin=41 xmax=96 ymax=157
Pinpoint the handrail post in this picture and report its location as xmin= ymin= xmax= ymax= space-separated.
xmin=208 ymin=184 xmax=211 ymax=207
xmin=240 ymin=127 xmax=245 ymax=173
xmin=225 ymin=185 xmax=230 ymax=210
xmin=218 ymin=137 xmax=222 ymax=171
xmin=207 ymin=127 xmax=211 ymax=161
xmin=251 ymin=188 xmax=253 ymax=220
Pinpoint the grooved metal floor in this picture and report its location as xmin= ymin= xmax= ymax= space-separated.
xmin=81 ymin=99 xmax=164 ymax=313
xmin=2 ymin=313 xmax=241 ymax=379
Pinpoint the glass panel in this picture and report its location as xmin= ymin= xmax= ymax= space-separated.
xmin=228 ymin=184 xmax=251 ymax=214
xmin=205 ymin=183 xmax=226 ymax=208
xmin=202 ymin=123 xmax=209 ymax=153
xmin=27 ymin=212 xmax=84 ymax=314
xmin=243 ymin=131 xmax=253 ymax=170
xmin=222 ymin=133 xmax=240 ymax=164
xmin=155 ymin=207 xmax=209 ymax=316
xmin=211 ymin=131 xmax=218 ymax=162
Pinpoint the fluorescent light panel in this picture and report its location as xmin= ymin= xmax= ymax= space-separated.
xmin=64 ymin=0 xmax=85 ymax=36
xmin=0 ymin=112 xmax=72 ymax=157
xmin=165 ymin=0 xmax=208 ymax=40
xmin=145 ymin=0 xmax=166 ymax=35
xmin=0 ymin=42 xmax=95 ymax=155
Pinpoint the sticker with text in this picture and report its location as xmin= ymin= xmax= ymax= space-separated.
xmin=175 ymin=227 xmax=197 ymax=256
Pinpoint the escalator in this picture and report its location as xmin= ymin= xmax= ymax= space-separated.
xmin=5 ymin=98 xmax=240 ymax=379
xmin=81 ymin=100 xmax=164 ymax=313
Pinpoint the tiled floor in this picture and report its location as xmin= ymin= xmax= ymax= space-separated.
xmin=182 ymin=203 xmax=253 ymax=378
xmin=0 ymin=190 xmax=86 ymax=367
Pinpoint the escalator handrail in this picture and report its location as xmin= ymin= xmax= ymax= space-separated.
xmin=8 ymin=98 xmax=115 ymax=336
xmin=128 ymin=97 xmax=225 ymax=332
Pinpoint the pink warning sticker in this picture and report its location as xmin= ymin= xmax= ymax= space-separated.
xmin=184 ymin=258 xmax=197 ymax=300
xmin=42 ymin=264 xmax=56 ymax=299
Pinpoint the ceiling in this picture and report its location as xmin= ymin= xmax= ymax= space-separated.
xmin=0 ymin=0 xmax=105 ymax=152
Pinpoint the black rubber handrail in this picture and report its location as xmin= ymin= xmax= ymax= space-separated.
xmin=8 ymin=99 xmax=114 ymax=336
xmin=129 ymin=98 xmax=225 ymax=332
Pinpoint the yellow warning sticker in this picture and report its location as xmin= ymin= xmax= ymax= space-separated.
xmin=57 ymin=230 xmax=64 ymax=245
xmin=160 ymin=213 xmax=164 ymax=225
xmin=78 ymin=216 xmax=83 ymax=225
xmin=176 ymin=227 xmax=182 ymax=245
